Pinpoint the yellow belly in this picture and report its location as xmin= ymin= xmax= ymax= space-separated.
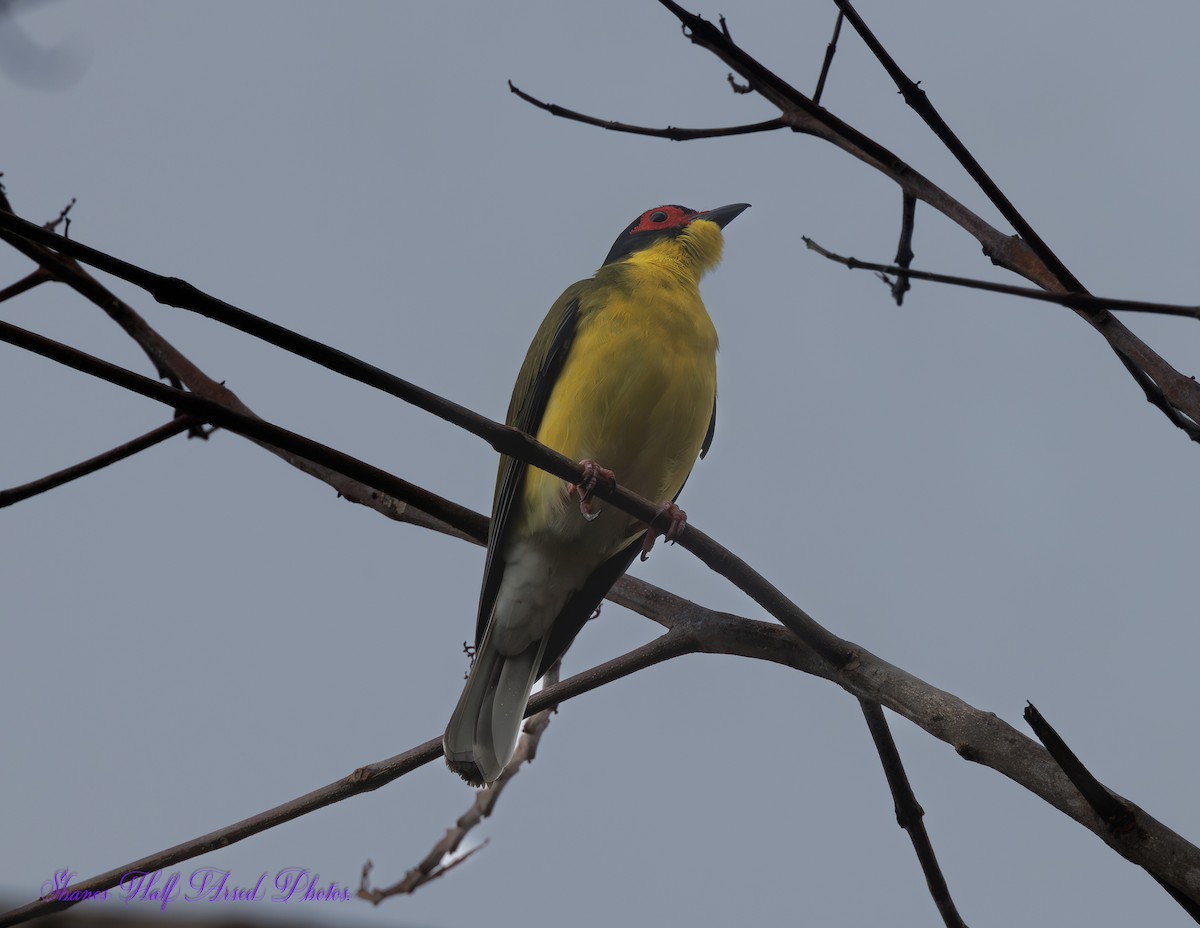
xmin=518 ymin=271 xmax=718 ymax=552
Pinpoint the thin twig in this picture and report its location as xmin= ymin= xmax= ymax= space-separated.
xmin=812 ymin=10 xmax=844 ymax=105
xmin=803 ymin=237 xmax=1200 ymax=320
xmin=0 ymin=416 xmax=197 ymax=508
xmin=509 ymin=81 xmax=783 ymax=139
xmin=891 ymin=193 xmax=916 ymax=305
xmin=359 ymin=662 xmax=563 ymax=902
xmin=44 ymin=197 xmax=76 ymax=232
xmin=0 ymin=633 xmax=693 ymax=928
xmin=726 ymin=72 xmax=752 ymax=94
xmin=0 ymin=267 xmax=49 ymax=304
xmin=860 ymin=700 xmax=967 ymax=928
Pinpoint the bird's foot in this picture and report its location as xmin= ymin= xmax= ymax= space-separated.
xmin=640 ymin=502 xmax=687 ymax=561
xmin=570 ymin=459 xmax=616 ymax=521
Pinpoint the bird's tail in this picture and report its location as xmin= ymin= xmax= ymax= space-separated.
xmin=443 ymin=627 xmax=549 ymax=786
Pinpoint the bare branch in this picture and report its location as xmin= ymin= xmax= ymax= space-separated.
xmin=1025 ymin=703 xmax=1200 ymax=923
xmin=891 ymin=193 xmax=916 ymax=305
xmin=828 ymin=0 xmax=1200 ymax=440
xmin=0 ymin=320 xmax=486 ymax=539
xmin=0 ymin=416 xmax=197 ymax=508
xmin=0 ymin=195 xmax=471 ymax=538
xmin=830 ymin=0 xmax=1077 ymax=290
xmin=508 ymin=81 xmax=784 ymax=139
xmin=811 ymin=10 xmax=844 ymax=105
xmin=0 ymin=632 xmax=692 ymax=928
xmin=650 ymin=0 xmax=1200 ymax=441
xmin=803 ymin=237 xmax=1200 ymax=320
xmin=726 ymin=72 xmax=752 ymax=94
xmin=45 ymin=196 xmax=76 ymax=233
xmin=860 ymin=700 xmax=967 ymax=928
xmin=0 ymin=267 xmax=49 ymax=304
xmin=359 ymin=662 xmax=563 ymax=902
xmin=4 ymin=317 xmax=1199 ymax=909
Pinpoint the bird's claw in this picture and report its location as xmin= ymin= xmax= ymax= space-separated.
xmin=570 ymin=459 xmax=616 ymax=520
xmin=640 ymin=502 xmax=686 ymax=561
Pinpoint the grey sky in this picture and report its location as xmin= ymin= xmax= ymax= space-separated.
xmin=3 ymin=2 xmax=1199 ymax=925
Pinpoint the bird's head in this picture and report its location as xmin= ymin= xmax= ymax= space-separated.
xmin=601 ymin=203 xmax=750 ymax=278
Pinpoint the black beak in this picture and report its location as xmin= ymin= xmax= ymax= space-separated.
xmin=693 ymin=203 xmax=751 ymax=229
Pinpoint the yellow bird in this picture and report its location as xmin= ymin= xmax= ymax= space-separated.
xmin=444 ymin=202 xmax=749 ymax=785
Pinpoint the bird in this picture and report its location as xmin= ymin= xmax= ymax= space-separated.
xmin=443 ymin=202 xmax=750 ymax=786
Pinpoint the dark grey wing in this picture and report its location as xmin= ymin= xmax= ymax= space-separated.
xmin=537 ymin=541 xmax=643 ymax=677
xmin=700 ymin=396 xmax=716 ymax=460
xmin=474 ymin=293 xmax=582 ymax=646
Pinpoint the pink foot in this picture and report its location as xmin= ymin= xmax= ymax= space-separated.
xmin=570 ymin=459 xmax=616 ymax=521
xmin=640 ymin=502 xmax=687 ymax=561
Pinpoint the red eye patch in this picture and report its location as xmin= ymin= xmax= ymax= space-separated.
xmin=627 ymin=205 xmax=697 ymax=235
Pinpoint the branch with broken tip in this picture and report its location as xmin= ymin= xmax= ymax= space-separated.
xmin=0 ymin=632 xmax=692 ymax=928
xmin=358 ymin=663 xmax=562 ymax=902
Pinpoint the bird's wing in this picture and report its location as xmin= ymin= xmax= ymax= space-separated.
xmin=537 ymin=542 xmax=642 ymax=676
xmin=700 ymin=396 xmax=716 ymax=460
xmin=475 ymin=287 xmax=584 ymax=646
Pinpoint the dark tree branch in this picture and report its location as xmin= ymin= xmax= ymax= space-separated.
xmin=0 ymin=213 xmax=863 ymax=664
xmin=811 ymin=10 xmax=844 ymax=105
xmin=1025 ymin=703 xmax=1200 ymax=924
xmin=0 ymin=315 xmax=860 ymax=673
xmin=648 ymin=0 xmax=1200 ymax=441
xmin=508 ymin=81 xmax=784 ymax=139
xmin=0 ymin=415 xmax=197 ymax=508
xmin=0 ymin=267 xmax=49 ymax=303
xmin=890 ymin=193 xmax=916 ymax=305
xmin=4 ymin=317 xmax=1200 ymax=911
xmin=1023 ymin=703 xmax=1131 ymax=829
xmin=0 ymin=196 xmax=470 ymax=538
xmin=829 ymin=0 xmax=1078 ymax=290
xmin=0 ymin=320 xmax=487 ymax=538
xmin=803 ymin=238 xmax=1200 ymax=320
xmin=827 ymin=0 xmax=1200 ymax=441
xmin=0 ymin=188 xmax=182 ymax=389
xmin=0 ymin=5 xmax=1192 ymax=913
xmin=860 ymin=700 xmax=967 ymax=928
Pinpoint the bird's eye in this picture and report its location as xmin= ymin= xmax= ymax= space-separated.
xmin=650 ymin=210 xmax=668 ymax=223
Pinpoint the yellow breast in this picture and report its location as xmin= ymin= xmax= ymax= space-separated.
xmin=519 ymin=249 xmax=718 ymax=549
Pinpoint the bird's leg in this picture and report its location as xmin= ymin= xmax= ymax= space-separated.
xmin=570 ymin=459 xmax=616 ymax=521
xmin=640 ymin=502 xmax=687 ymax=561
